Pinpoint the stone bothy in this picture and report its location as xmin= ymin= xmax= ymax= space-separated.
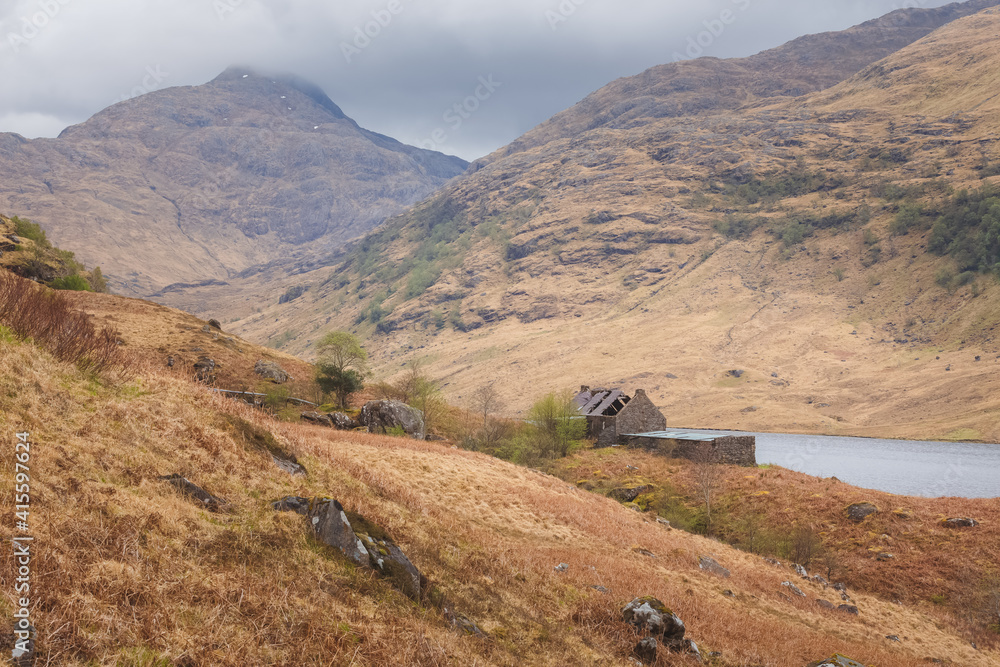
xmin=574 ymin=386 xmax=667 ymax=447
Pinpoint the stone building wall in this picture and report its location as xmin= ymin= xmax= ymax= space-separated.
xmin=589 ymin=415 xmax=618 ymax=447
xmin=619 ymin=434 xmax=757 ymax=467
xmin=615 ymin=389 xmax=667 ymax=436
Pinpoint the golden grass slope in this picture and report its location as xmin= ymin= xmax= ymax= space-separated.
xmin=64 ymin=290 xmax=318 ymax=400
xmin=808 ymin=8 xmax=1000 ymax=127
xmin=1 ymin=328 xmax=998 ymax=665
xmin=551 ymin=447 xmax=1000 ymax=646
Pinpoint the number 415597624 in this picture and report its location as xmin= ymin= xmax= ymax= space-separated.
xmin=15 ymin=432 xmax=30 ymax=514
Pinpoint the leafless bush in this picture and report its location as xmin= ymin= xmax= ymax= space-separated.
xmin=691 ymin=443 xmax=724 ymax=535
xmin=791 ymin=525 xmax=822 ymax=568
xmin=0 ymin=271 xmax=133 ymax=380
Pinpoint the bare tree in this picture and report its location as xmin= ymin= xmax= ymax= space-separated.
xmin=821 ymin=548 xmax=842 ymax=583
xmin=791 ymin=525 xmax=821 ymax=569
xmin=691 ymin=443 xmax=724 ymax=536
xmin=737 ymin=511 xmax=764 ymax=554
xmin=471 ymin=382 xmax=505 ymax=451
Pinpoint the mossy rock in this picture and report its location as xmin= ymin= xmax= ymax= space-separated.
xmin=345 ymin=511 xmax=393 ymax=543
xmin=633 ymin=492 xmax=657 ymax=511
xmin=846 ymin=502 xmax=879 ymax=523
xmin=622 ymin=597 xmax=685 ymax=640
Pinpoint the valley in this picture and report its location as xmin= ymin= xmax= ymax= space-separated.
xmin=168 ymin=7 xmax=1000 ymax=443
xmin=3 ymin=2 xmax=1000 ymax=665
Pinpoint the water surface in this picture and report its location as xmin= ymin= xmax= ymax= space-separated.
xmin=716 ymin=431 xmax=1000 ymax=498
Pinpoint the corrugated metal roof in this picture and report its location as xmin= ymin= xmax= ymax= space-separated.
xmin=575 ymin=388 xmax=629 ymax=417
xmin=592 ymin=389 xmax=626 ymax=416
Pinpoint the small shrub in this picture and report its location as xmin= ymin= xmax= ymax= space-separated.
xmin=935 ymin=267 xmax=956 ymax=289
xmin=714 ymin=215 xmax=766 ymax=239
xmin=88 ymin=266 xmax=109 ymax=293
xmin=49 ymin=274 xmax=92 ymax=291
xmin=890 ymin=203 xmax=926 ymax=236
xmin=11 ymin=216 xmax=50 ymax=247
xmin=833 ymin=268 xmax=845 ymax=282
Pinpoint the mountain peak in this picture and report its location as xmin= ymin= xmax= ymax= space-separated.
xmin=210 ymin=66 xmax=348 ymax=120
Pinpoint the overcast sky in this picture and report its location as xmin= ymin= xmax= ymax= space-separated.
xmin=0 ymin=0 xmax=955 ymax=161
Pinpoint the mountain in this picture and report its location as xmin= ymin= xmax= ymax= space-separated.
xmin=487 ymin=0 xmax=1000 ymax=162
xmin=215 ymin=3 xmax=1000 ymax=442
xmin=0 ymin=67 xmax=468 ymax=295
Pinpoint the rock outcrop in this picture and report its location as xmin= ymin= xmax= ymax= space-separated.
xmin=301 ymin=412 xmax=334 ymax=427
xmin=329 ymin=412 xmax=359 ymax=430
xmin=359 ymin=400 xmax=425 ymax=440
xmin=941 ymin=517 xmax=979 ymax=528
xmin=254 ymin=359 xmax=292 ymax=384
xmin=781 ymin=582 xmax=806 ymax=597
xmin=273 ymin=496 xmax=426 ymax=601
xmin=623 ymin=597 xmax=685 ymax=641
xmin=698 ymin=556 xmax=730 ymax=579
xmin=622 ymin=597 xmax=700 ymax=664
xmin=193 ymin=357 xmax=217 ymax=384
xmin=159 ymin=474 xmax=227 ymax=511
xmin=300 ymin=411 xmax=359 ymax=430
xmin=608 ymin=485 xmax=653 ymax=503
xmin=308 ymin=498 xmax=372 ymax=567
xmin=846 ymin=502 xmax=879 ymax=523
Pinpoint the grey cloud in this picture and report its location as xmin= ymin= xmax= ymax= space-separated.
xmin=0 ymin=0 xmax=956 ymax=160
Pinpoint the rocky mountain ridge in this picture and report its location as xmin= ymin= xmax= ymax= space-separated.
xmin=0 ymin=66 xmax=467 ymax=296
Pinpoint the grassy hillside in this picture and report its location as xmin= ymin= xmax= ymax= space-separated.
xmin=0 ymin=214 xmax=107 ymax=292
xmin=201 ymin=8 xmax=1000 ymax=443
xmin=1 ymin=285 xmax=998 ymax=665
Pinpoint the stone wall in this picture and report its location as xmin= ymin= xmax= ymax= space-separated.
xmin=615 ymin=389 xmax=667 ymax=436
xmin=588 ymin=415 xmax=618 ymax=447
xmin=620 ymin=434 xmax=757 ymax=467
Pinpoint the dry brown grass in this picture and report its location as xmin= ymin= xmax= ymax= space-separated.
xmin=2 ymin=329 xmax=998 ymax=665
xmin=65 ymin=290 xmax=318 ymax=401
xmin=550 ymin=447 xmax=1000 ymax=651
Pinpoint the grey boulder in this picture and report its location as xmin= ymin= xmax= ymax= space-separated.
xmin=359 ymin=400 xmax=425 ymax=440
xmin=254 ymin=359 xmax=292 ymax=383
xmin=329 ymin=412 xmax=359 ymax=430
xmin=307 ymin=498 xmax=371 ymax=568
xmin=159 ymin=474 xmax=227 ymax=511
xmin=301 ymin=411 xmax=334 ymax=427
xmin=846 ymin=502 xmax=879 ymax=523
xmin=698 ymin=556 xmax=730 ymax=578
xmin=622 ymin=597 xmax=685 ymax=641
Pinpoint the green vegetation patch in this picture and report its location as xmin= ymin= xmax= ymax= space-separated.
xmin=928 ymin=184 xmax=1000 ymax=273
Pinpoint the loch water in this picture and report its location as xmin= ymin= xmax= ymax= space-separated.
xmin=720 ymin=431 xmax=1000 ymax=498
